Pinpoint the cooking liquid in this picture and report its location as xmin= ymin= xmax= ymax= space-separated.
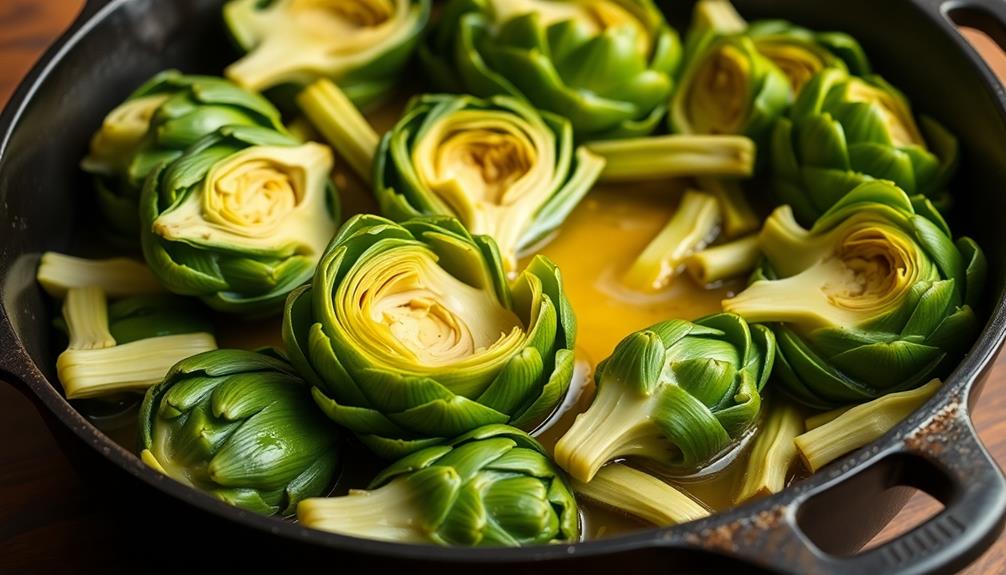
xmin=84 ymin=97 xmax=799 ymax=541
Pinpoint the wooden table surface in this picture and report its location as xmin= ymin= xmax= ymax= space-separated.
xmin=1 ymin=2 xmax=1005 ymax=573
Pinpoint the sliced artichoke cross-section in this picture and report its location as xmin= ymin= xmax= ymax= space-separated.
xmin=283 ymin=215 xmax=577 ymax=459
xmin=554 ymin=313 xmax=774 ymax=482
xmin=724 ymin=182 xmax=985 ymax=408
xmin=224 ymin=0 xmax=431 ymax=105
xmin=141 ymin=126 xmax=340 ymax=316
xmin=376 ymin=94 xmax=605 ymax=270
xmin=423 ymin=0 xmax=681 ymax=140
xmin=82 ymin=70 xmax=286 ymax=238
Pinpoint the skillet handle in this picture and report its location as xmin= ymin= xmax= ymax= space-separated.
xmin=670 ymin=401 xmax=1006 ymax=575
xmin=911 ymin=0 xmax=1006 ymax=25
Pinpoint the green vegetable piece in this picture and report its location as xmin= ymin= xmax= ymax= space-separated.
xmin=724 ymin=181 xmax=984 ymax=408
xmin=140 ymin=348 xmax=342 ymax=516
xmin=375 ymin=93 xmax=605 ymax=270
xmin=422 ymin=0 xmax=682 ymax=140
xmin=282 ymin=214 xmax=577 ymax=459
xmin=55 ymin=288 xmax=217 ymax=400
xmin=298 ymin=424 xmax=578 ymax=546
xmin=771 ymin=68 xmax=958 ymax=224
xmin=140 ymin=125 xmax=340 ymax=316
xmin=82 ymin=70 xmax=285 ymax=238
xmin=223 ymin=0 xmax=431 ymax=107
xmin=554 ymin=312 xmax=774 ymax=481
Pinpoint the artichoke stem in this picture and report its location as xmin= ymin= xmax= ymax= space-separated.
xmin=735 ymin=401 xmax=803 ymax=503
xmin=623 ymin=190 xmax=720 ymax=292
xmin=297 ymin=79 xmax=379 ymax=186
xmin=692 ymin=0 xmax=748 ymax=36
xmin=554 ymin=382 xmax=670 ymax=483
xmin=57 ymin=333 xmax=217 ymax=400
xmin=225 ymin=40 xmax=305 ymax=93
xmin=63 ymin=287 xmax=116 ymax=351
xmin=37 ymin=252 xmax=164 ymax=299
xmin=697 ymin=177 xmax=759 ymax=239
xmin=685 ymin=234 xmax=761 ymax=286
xmin=572 ymin=463 xmax=709 ymax=526
xmin=794 ymin=379 xmax=942 ymax=472
xmin=804 ymin=405 xmax=853 ymax=431
xmin=298 ymin=478 xmax=431 ymax=544
xmin=586 ymin=135 xmax=755 ymax=183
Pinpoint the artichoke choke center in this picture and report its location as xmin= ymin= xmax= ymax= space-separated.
xmin=437 ymin=130 xmax=535 ymax=205
xmin=209 ymin=160 xmax=300 ymax=230
xmin=291 ymin=0 xmax=394 ymax=27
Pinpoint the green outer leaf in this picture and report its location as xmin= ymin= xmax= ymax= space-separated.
xmin=139 ymin=349 xmax=341 ymax=516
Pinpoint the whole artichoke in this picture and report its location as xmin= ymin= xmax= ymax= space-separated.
xmin=723 ymin=181 xmax=985 ymax=408
xmin=772 ymin=68 xmax=959 ymax=225
xmin=82 ymin=70 xmax=285 ymax=238
xmin=422 ymin=0 xmax=682 ymax=140
xmin=283 ymin=214 xmax=576 ymax=459
xmin=298 ymin=424 xmax=579 ymax=546
xmin=139 ymin=349 xmax=342 ymax=516
xmin=140 ymin=125 xmax=340 ymax=316
xmin=375 ymin=93 xmax=605 ymax=269
xmin=554 ymin=313 xmax=774 ymax=482
xmin=223 ymin=0 xmax=431 ymax=106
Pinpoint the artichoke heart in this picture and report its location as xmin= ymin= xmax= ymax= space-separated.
xmin=724 ymin=181 xmax=985 ymax=408
xmin=224 ymin=0 xmax=430 ymax=104
xmin=772 ymin=68 xmax=959 ymax=224
xmin=82 ymin=70 xmax=285 ymax=238
xmin=283 ymin=215 xmax=577 ymax=459
xmin=140 ymin=349 xmax=341 ymax=516
xmin=141 ymin=126 xmax=340 ymax=315
xmin=377 ymin=94 xmax=605 ymax=270
xmin=554 ymin=313 xmax=774 ymax=481
xmin=298 ymin=424 xmax=578 ymax=546
xmin=422 ymin=0 xmax=681 ymax=139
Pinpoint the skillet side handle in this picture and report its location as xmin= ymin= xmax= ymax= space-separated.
xmin=666 ymin=402 xmax=1006 ymax=575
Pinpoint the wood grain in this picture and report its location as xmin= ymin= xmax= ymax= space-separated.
xmin=0 ymin=2 xmax=1004 ymax=573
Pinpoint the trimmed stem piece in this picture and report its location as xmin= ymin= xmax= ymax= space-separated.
xmin=696 ymin=177 xmax=760 ymax=239
xmin=795 ymin=379 xmax=942 ymax=472
xmin=735 ymin=401 xmax=804 ymax=503
xmin=586 ymin=135 xmax=755 ymax=183
xmin=298 ymin=477 xmax=431 ymax=544
xmin=57 ymin=333 xmax=218 ymax=400
xmin=63 ymin=287 xmax=116 ymax=350
xmin=297 ymin=79 xmax=379 ymax=185
xmin=623 ymin=190 xmax=720 ymax=291
xmin=572 ymin=463 xmax=709 ymax=526
xmin=37 ymin=252 xmax=163 ymax=299
xmin=685 ymin=235 xmax=761 ymax=286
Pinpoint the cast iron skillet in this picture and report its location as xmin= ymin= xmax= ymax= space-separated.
xmin=3 ymin=0 xmax=1006 ymax=573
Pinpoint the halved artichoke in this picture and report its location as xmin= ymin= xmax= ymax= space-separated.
xmin=223 ymin=0 xmax=431 ymax=106
xmin=282 ymin=214 xmax=576 ymax=459
xmin=375 ymin=94 xmax=605 ymax=269
xmin=772 ymin=68 xmax=959 ymax=225
xmin=670 ymin=32 xmax=791 ymax=142
xmin=723 ymin=182 xmax=984 ymax=408
xmin=298 ymin=424 xmax=578 ymax=545
xmin=82 ymin=70 xmax=285 ymax=238
xmin=422 ymin=0 xmax=682 ymax=140
xmin=140 ymin=126 xmax=340 ymax=316
xmin=140 ymin=349 xmax=341 ymax=515
xmin=554 ymin=313 xmax=774 ymax=482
